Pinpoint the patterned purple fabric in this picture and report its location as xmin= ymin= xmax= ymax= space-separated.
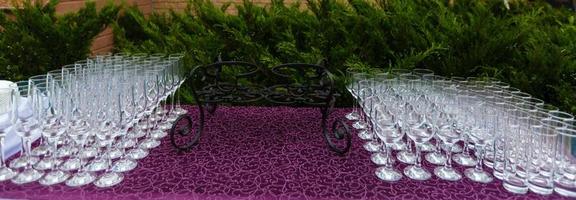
xmin=0 ymin=106 xmax=568 ymax=200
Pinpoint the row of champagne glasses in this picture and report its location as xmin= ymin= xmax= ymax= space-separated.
xmin=0 ymin=53 xmax=188 ymax=187
xmin=346 ymin=69 xmax=576 ymax=197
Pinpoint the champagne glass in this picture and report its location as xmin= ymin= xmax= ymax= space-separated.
xmin=32 ymin=82 xmax=62 ymax=171
xmin=138 ymin=68 xmax=163 ymax=149
xmin=38 ymin=120 xmax=70 ymax=186
xmin=373 ymin=108 xmax=404 ymax=182
xmin=11 ymin=83 xmax=44 ymax=184
xmin=8 ymin=82 xmax=39 ymax=169
xmin=111 ymin=82 xmax=138 ymax=173
xmin=168 ymin=53 xmax=188 ymax=116
xmin=94 ymin=105 xmax=124 ymax=187
xmin=28 ymin=75 xmax=51 ymax=157
xmin=404 ymin=114 xmax=435 ymax=181
xmin=433 ymin=103 xmax=463 ymax=181
xmin=0 ymin=87 xmax=17 ymax=181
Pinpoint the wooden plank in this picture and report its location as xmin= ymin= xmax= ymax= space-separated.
xmin=91 ymin=32 xmax=114 ymax=51
xmin=55 ymin=0 xmax=114 ymax=14
xmin=90 ymin=45 xmax=114 ymax=55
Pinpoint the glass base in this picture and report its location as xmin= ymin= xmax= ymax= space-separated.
xmin=106 ymin=148 xmax=123 ymax=160
xmin=450 ymin=144 xmax=463 ymax=153
xmin=483 ymin=158 xmax=494 ymax=169
xmin=420 ymin=142 xmax=435 ymax=152
xmin=117 ymin=138 xmax=138 ymax=149
xmin=139 ymin=139 xmax=161 ymax=149
xmin=79 ymin=147 xmax=98 ymax=159
xmin=112 ymin=158 xmax=138 ymax=173
xmin=503 ymin=180 xmax=529 ymax=194
xmin=60 ymin=158 xmax=81 ymax=171
xmin=492 ymin=163 xmax=505 ymax=180
xmin=173 ymin=107 xmax=188 ymax=115
xmin=151 ymin=130 xmax=168 ymax=139
xmin=128 ymin=130 xmax=147 ymax=139
xmin=553 ymin=177 xmax=576 ymax=197
xmin=425 ymin=152 xmax=446 ymax=165
xmin=31 ymin=145 xmax=50 ymax=156
xmin=66 ymin=171 xmax=96 ymax=187
xmin=9 ymin=156 xmax=39 ymax=169
xmin=0 ymin=167 xmax=17 ymax=181
xmin=56 ymin=145 xmax=78 ymax=158
xmin=453 ymin=153 xmax=477 ymax=167
xmin=352 ymin=121 xmax=367 ymax=130
xmin=94 ymin=172 xmax=124 ymax=188
xmin=528 ymin=177 xmax=554 ymax=195
xmin=390 ymin=141 xmax=406 ymax=151
xmin=86 ymin=158 xmax=108 ymax=172
xmin=11 ymin=168 xmax=44 ymax=184
xmin=397 ymin=151 xmax=416 ymax=165
xmin=39 ymin=170 xmax=70 ymax=186
xmin=34 ymin=158 xmax=63 ymax=170
xmin=375 ymin=166 xmax=402 ymax=182
xmin=363 ymin=141 xmax=381 ymax=153
xmin=371 ymin=152 xmax=388 ymax=165
xmin=434 ymin=166 xmax=461 ymax=181
xmin=158 ymin=122 xmax=172 ymax=131
xmin=166 ymin=114 xmax=179 ymax=123
xmin=464 ymin=168 xmax=493 ymax=183
xmin=357 ymin=130 xmax=373 ymax=140
xmin=404 ymin=165 xmax=431 ymax=181
xmin=127 ymin=148 xmax=149 ymax=160
xmin=345 ymin=111 xmax=360 ymax=121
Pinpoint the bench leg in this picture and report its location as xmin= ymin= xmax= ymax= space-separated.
xmin=170 ymin=106 xmax=205 ymax=151
xmin=324 ymin=118 xmax=352 ymax=155
xmin=205 ymin=103 xmax=218 ymax=114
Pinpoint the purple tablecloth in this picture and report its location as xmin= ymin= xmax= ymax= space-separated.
xmin=0 ymin=106 xmax=568 ymax=200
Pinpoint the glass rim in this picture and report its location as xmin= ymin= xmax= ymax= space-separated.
xmin=523 ymin=97 xmax=544 ymax=106
xmin=558 ymin=126 xmax=576 ymax=137
xmin=390 ymin=68 xmax=412 ymax=75
xmin=412 ymin=68 xmax=434 ymax=75
xmin=449 ymin=76 xmax=467 ymax=82
xmin=548 ymin=110 xmax=574 ymax=121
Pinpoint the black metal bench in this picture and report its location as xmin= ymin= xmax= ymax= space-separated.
xmin=169 ymin=59 xmax=352 ymax=155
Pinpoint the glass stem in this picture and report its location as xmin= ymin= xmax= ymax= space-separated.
xmin=145 ymin=115 xmax=152 ymax=138
xmin=384 ymin=144 xmax=393 ymax=169
xmin=23 ymin=137 xmax=32 ymax=169
xmin=415 ymin=144 xmax=422 ymax=168
xmin=445 ymin=144 xmax=453 ymax=169
xmin=462 ymin=137 xmax=470 ymax=156
xmin=0 ymin=136 xmax=5 ymax=167
xmin=51 ymin=137 xmax=59 ymax=168
xmin=434 ymin=138 xmax=441 ymax=153
xmin=118 ymin=130 xmax=128 ymax=158
xmin=176 ymin=89 xmax=182 ymax=110
xmin=170 ymin=90 xmax=176 ymax=112
xmin=406 ymin=137 xmax=413 ymax=153
xmin=475 ymin=145 xmax=485 ymax=171
xmin=104 ymin=139 xmax=114 ymax=173
xmin=78 ymin=139 xmax=86 ymax=172
xmin=352 ymin=98 xmax=358 ymax=114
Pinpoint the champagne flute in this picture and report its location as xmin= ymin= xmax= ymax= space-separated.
xmin=0 ymin=87 xmax=17 ymax=181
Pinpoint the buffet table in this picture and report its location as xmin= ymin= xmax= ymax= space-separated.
xmin=0 ymin=106 xmax=568 ymax=200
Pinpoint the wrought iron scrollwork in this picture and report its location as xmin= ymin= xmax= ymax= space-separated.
xmin=169 ymin=114 xmax=202 ymax=151
xmin=169 ymin=59 xmax=352 ymax=155
xmin=324 ymin=117 xmax=352 ymax=155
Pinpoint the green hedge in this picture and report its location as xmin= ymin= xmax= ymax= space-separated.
xmin=0 ymin=0 xmax=119 ymax=81
xmin=1 ymin=0 xmax=575 ymax=113
xmin=113 ymin=0 xmax=576 ymax=112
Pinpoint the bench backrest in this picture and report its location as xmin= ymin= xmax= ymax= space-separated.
xmin=186 ymin=60 xmax=337 ymax=107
